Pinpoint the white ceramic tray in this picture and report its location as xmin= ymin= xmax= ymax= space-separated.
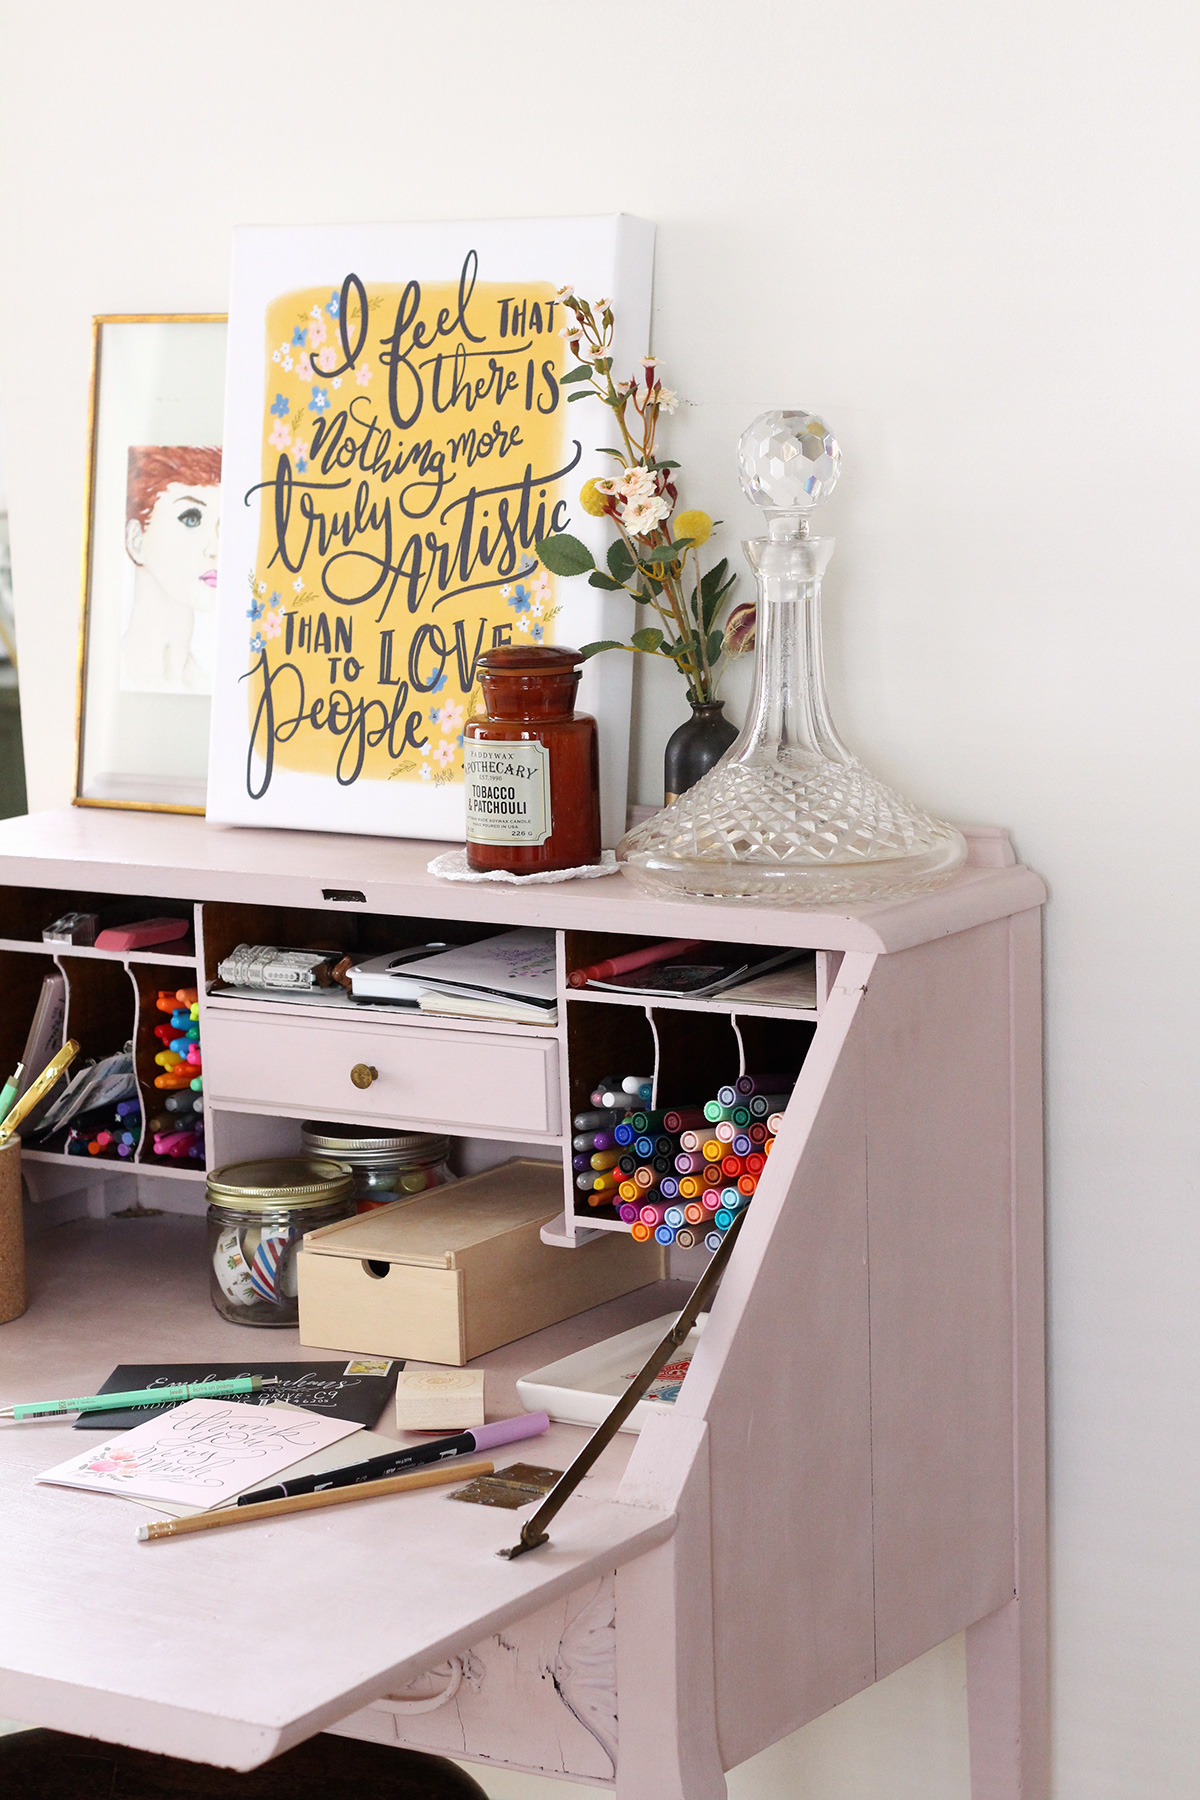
xmin=516 ymin=1311 xmax=707 ymax=1434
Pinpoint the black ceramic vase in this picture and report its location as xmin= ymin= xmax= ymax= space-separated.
xmin=663 ymin=700 xmax=739 ymax=804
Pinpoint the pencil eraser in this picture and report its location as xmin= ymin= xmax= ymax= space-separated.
xmin=394 ymin=1368 xmax=485 ymax=1432
xmin=95 ymin=918 xmax=190 ymax=951
xmin=135 ymin=1525 xmax=149 ymax=1541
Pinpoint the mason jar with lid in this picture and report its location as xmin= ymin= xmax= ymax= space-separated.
xmin=301 ymin=1122 xmax=455 ymax=1211
xmin=207 ymin=1157 xmax=356 ymax=1326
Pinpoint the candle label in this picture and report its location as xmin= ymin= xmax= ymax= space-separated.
xmin=463 ymin=741 xmax=551 ymax=844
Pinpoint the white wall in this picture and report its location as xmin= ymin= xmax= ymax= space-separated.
xmin=2 ymin=3 xmax=1198 ymax=1794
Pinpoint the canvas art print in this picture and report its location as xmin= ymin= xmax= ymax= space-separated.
xmin=207 ymin=217 xmax=654 ymax=843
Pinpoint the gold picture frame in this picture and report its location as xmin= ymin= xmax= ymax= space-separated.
xmin=74 ymin=313 xmax=227 ymax=815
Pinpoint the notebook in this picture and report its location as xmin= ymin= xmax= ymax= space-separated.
xmin=586 ymin=946 xmax=804 ymax=999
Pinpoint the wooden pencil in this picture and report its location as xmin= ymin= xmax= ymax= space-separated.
xmin=136 ymin=1456 xmax=495 ymax=1541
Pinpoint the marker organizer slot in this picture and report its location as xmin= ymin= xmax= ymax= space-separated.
xmin=20 ymin=955 xmax=138 ymax=1158
xmin=0 ymin=949 xmax=60 ymax=1079
xmin=566 ymin=989 xmax=816 ymax=1243
xmin=131 ymin=965 xmax=204 ymax=1171
xmin=200 ymin=901 xmax=497 ymax=991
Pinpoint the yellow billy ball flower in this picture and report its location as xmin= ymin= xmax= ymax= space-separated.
xmin=579 ymin=479 xmax=610 ymax=517
xmin=674 ymin=509 xmax=713 ymax=547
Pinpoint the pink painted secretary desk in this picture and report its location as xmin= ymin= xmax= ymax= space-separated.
xmin=0 ymin=807 xmax=1046 ymax=1800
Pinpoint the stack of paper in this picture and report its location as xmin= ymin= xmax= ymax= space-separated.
xmin=351 ymin=928 xmax=557 ymax=1024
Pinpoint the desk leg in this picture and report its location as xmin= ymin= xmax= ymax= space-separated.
xmin=615 ymin=1415 xmax=726 ymax=1800
xmin=965 ymin=908 xmax=1048 ymax=1800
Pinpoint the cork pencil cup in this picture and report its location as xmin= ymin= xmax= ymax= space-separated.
xmin=0 ymin=1136 xmax=26 ymax=1323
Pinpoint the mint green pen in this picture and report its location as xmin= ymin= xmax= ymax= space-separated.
xmin=0 ymin=1373 xmax=278 ymax=1421
xmin=0 ymin=1063 xmax=24 ymax=1127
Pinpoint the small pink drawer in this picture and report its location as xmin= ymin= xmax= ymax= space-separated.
xmin=202 ymin=1008 xmax=561 ymax=1138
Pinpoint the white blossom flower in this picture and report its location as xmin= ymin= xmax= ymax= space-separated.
xmin=622 ymin=494 xmax=672 ymax=535
xmin=618 ymin=466 xmax=657 ymax=504
xmin=558 ymin=324 xmax=582 ymax=341
xmin=653 ymin=386 xmax=680 ymax=414
xmin=554 ymin=285 xmax=574 ymax=302
xmin=595 ymin=297 xmax=612 ymax=312
xmin=640 ymin=355 xmax=657 ymax=369
xmin=615 ymin=378 xmax=633 ymax=396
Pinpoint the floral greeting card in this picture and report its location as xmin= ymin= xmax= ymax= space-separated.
xmin=36 ymin=1398 xmax=361 ymax=1509
xmin=206 ymin=216 xmax=654 ymax=845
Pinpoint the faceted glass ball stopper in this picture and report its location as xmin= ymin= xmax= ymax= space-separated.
xmin=738 ymin=409 xmax=842 ymax=515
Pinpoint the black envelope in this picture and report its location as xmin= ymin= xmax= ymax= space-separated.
xmin=72 ymin=1359 xmax=402 ymax=1429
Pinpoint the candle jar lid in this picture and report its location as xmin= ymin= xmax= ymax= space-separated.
xmin=475 ymin=645 xmax=586 ymax=722
xmin=476 ymin=646 xmax=584 ymax=675
xmin=206 ymin=1156 xmax=355 ymax=1211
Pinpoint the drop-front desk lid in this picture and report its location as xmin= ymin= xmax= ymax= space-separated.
xmin=0 ymin=1216 xmax=677 ymax=1771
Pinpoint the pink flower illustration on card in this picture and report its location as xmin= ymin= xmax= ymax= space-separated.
xmin=355 ymin=361 xmax=372 ymax=386
xmin=432 ymin=739 xmax=456 ymax=769
xmin=85 ymin=1450 xmax=138 ymax=1477
xmin=269 ymin=420 xmax=292 ymax=451
xmin=295 ymin=351 xmax=313 ymax=383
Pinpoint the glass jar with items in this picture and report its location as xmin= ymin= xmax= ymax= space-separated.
xmin=300 ymin=1122 xmax=455 ymax=1211
xmin=207 ymin=1157 xmax=356 ymax=1327
xmin=463 ymin=645 xmax=601 ymax=875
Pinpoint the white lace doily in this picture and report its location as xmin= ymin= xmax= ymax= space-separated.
xmin=427 ymin=848 xmax=618 ymax=885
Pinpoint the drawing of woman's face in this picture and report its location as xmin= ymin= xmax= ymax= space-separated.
xmin=126 ymin=483 xmax=221 ymax=612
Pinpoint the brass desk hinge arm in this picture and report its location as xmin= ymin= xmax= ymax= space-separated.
xmin=498 ymin=1208 xmax=746 ymax=1559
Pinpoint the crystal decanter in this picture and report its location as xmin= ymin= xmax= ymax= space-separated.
xmin=617 ymin=410 xmax=966 ymax=905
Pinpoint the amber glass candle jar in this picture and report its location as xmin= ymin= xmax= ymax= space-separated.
xmin=464 ymin=646 xmax=601 ymax=875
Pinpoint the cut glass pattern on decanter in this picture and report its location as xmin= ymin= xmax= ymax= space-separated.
xmin=617 ymin=410 xmax=966 ymax=906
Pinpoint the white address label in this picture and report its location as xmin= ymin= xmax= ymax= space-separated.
xmin=464 ymin=739 xmax=552 ymax=845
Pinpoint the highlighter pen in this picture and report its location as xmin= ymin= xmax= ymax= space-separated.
xmin=237 ymin=1411 xmax=551 ymax=1505
xmin=0 ymin=1040 xmax=79 ymax=1144
xmin=0 ymin=1374 xmax=278 ymax=1421
xmin=0 ymin=1064 xmax=24 ymax=1122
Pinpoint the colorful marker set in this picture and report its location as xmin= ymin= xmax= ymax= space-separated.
xmin=574 ymin=1069 xmax=796 ymax=1249
xmin=65 ymin=1097 xmax=143 ymax=1160
xmin=150 ymin=988 xmax=204 ymax=1161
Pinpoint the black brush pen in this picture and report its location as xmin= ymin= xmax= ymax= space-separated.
xmin=236 ymin=1411 xmax=550 ymax=1504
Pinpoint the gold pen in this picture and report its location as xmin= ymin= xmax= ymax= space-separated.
xmin=0 ymin=1039 xmax=79 ymax=1144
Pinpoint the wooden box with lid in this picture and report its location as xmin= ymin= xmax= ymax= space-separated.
xmin=297 ymin=1159 xmax=663 ymax=1363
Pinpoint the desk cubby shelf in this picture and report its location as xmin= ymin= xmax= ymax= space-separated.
xmin=0 ymin=810 xmax=1048 ymax=1800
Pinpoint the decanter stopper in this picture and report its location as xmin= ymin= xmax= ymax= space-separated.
xmin=737 ymin=410 xmax=842 ymax=538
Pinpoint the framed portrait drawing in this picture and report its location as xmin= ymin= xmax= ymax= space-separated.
xmin=206 ymin=216 xmax=655 ymax=845
xmin=75 ymin=314 xmax=227 ymax=813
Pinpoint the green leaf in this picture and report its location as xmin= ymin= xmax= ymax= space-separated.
xmin=706 ymin=629 xmax=724 ymax=666
xmin=534 ymin=533 xmax=595 ymax=577
xmin=699 ymin=557 xmax=737 ymax=634
xmin=636 ymin=536 xmax=697 ymax=568
xmin=579 ymin=639 xmax=625 ymax=658
xmin=597 ymin=447 xmax=627 ymax=460
xmin=567 ymin=390 xmax=594 ymax=402
xmin=630 ymin=626 xmax=664 ymax=654
xmin=649 ymin=459 xmax=681 ymax=470
xmin=587 ymin=571 xmax=624 ymax=591
xmin=607 ymin=539 xmax=636 ymax=583
xmin=560 ymin=365 xmax=594 ymax=386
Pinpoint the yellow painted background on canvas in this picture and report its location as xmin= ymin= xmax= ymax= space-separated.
xmin=244 ymin=273 xmax=569 ymax=790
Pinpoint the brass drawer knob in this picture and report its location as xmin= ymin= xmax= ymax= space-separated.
xmin=350 ymin=1063 xmax=379 ymax=1090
